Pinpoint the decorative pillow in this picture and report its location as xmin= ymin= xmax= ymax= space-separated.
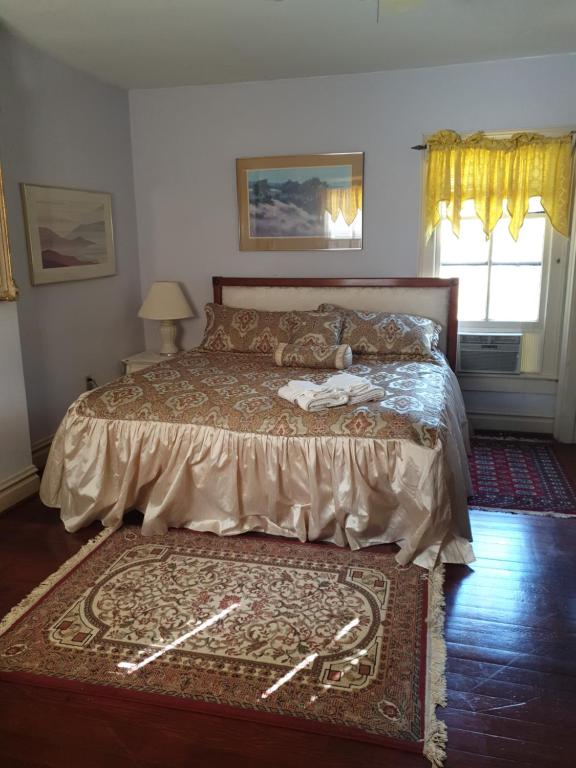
xmin=201 ymin=303 xmax=296 ymax=354
xmin=317 ymin=303 xmax=441 ymax=356
xmin=274 ymin=343 xmax=352 ymax=370
xmin=287 ymin=310 xmax=343 ymax=346
xmin=201 ymin=305 xmax=344 ymax=354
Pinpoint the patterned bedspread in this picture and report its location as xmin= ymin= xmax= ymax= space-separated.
xmin=77 ymin=349 xmax=458 ymax=447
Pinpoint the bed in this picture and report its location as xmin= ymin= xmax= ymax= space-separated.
xmin=40 ymin=276 xmax=475 ymax=568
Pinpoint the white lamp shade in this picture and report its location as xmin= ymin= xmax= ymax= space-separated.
xmin=138 ymin=281 xmax=194 ymax=320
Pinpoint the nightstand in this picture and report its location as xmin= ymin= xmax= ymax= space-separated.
xmin=122 ymin=351 xmax=165 ymax=374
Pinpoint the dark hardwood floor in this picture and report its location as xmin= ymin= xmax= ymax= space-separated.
xmin=1 ymin=451 xmax=575 ymax=768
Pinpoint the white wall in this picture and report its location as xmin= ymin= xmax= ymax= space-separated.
xmin=130 ymin=54 xmax=576 ymax=433
xmin=0 ymin=304 xmax=30 ymax=476
xmin=0 ymin=30 xmax=144 ymax=448
xmin=0 ymin=301 xmax=37 ymax=508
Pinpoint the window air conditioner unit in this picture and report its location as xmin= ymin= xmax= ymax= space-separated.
xmin=457 ymin=333 xmax=522 ymax=374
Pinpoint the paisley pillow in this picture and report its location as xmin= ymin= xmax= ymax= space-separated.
xmin=274 ymin=343 xmax=352 ymax=370
xmin=317 ymin=303 xmax=441 ymax=356
xmin=287 ymin=310 xmax=343 ymax=346
xmin=201 ymin=304 xmax=295 ymax=354
xmin=201 ymin=305 xmax=344 ymax=354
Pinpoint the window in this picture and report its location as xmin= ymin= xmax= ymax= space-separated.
xmin=423 ymin=198 xmax=568 ymax=377
xmin=436 ymin=198 xmax=547 ymax=325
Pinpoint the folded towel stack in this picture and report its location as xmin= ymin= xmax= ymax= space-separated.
xmin=277 ymin=380 xmax=349 ymax=412
xmin=324 ymin=372 xmax=385 ymax=405
xmin=278 ymin=374 xmax=384 ymax=412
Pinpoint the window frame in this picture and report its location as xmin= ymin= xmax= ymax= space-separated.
xmin=420 ymin=198 xmax=568 ymax=380
xmin=418 ymin=127 xmax=575 ymax=380
xmin=431 ymin=207 xmax=552 ymax=331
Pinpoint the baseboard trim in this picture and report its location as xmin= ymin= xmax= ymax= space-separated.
xmin=31 ymin=435 xmax=53 ymax=470
xmin=0 ymin=465 xmax=40 ymax=514
xmin=468 ymin=412 xmax=554 ymax=434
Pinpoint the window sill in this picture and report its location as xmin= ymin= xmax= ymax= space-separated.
xmin=457 ymin=372 xmax=558 ymax=394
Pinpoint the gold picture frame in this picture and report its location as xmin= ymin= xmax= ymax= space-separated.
xmin=236 ymin=153 xmax=363 ymax=251
xmin=21 ymin=184 xmax=116 ymax=285
xmin=0 ymin=162 xmax=18 ymax=301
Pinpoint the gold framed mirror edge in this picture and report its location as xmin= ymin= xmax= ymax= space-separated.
xmin=0 ymin=162 xmax=18 ymax=301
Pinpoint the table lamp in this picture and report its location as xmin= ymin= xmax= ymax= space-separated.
xmin=138 ymin=281 xmax=194 ymax=355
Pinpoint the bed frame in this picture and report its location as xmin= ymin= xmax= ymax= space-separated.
xmin=213 ymin=276 xmax=459 ymax=369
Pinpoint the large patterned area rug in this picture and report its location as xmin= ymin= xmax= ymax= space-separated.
xmin=0 ymin=528 xmax=447 ymax=766
xmin=469 ymin=436 xmax=576 ymax=517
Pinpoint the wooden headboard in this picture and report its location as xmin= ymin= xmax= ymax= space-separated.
xmin=212 ymin=276 xmax=459 ymax=369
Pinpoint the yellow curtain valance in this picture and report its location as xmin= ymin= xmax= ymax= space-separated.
xmin=424 ymin=129 xmax=573 ymax=241
xmin=324 ymin=185 xmax=363 ymax=226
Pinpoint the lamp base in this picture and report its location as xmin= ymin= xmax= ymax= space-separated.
xmin=158 ymin=319 xmax=179 ymax=355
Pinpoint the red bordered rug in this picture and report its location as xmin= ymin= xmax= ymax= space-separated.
xmin=0 ymin=527 xmax=447 ymax=766
xmin=469 ymin=436 xmax=576 ymax=517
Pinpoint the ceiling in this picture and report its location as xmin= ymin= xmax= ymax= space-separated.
xmin=0 ymin=0 xmax=575 ymax=89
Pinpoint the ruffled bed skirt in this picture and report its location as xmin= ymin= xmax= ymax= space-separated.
xmin=41 ymin=408 xmax=475 ymax=568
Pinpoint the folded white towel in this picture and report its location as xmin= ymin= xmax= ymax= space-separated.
xmin=348 ymin=386 xmax=385 ymax=405
xmin=278 ymin=374 xmax=383 ymax=412
xmin=286 ymin=380 xmax=323 ymax=394
xmin=277 ymin=383 xmax=349 ymax=412
xmin=296 ymin=389 xmax=349 ymax=412
xmin=324 ymin=372 xmax=384 ymax=405
xmin=324 ymin=372 xmax=371 ymax=394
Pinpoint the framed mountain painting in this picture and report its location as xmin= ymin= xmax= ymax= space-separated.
xmin=21 ymin=184 xmax=115 ymax=285
xmin=236 ymin=153 xmax=363 ymax=251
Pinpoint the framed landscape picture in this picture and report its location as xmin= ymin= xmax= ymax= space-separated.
xmin=21 ymin=184 xmax=115 ymax=285
xmin=236 ymin=153 xmax=363 ymax=251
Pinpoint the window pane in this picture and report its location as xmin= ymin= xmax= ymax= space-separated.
xmin=438 ymin=218 xmax=489 ymax=265
xmin=439 ymin=264 xmax=488 ymax=321
xmin=460 ymin=199 xmax=478 ymax=217
xmin=459 ymin=196 xmax=542 ymax=216
xmin=526 ymin=196 xmax=544 ymax=214
xmin=488 ymin=265 xmax=542 ymax=321
xmin=492 ymin=215 xmax=545 ymax=265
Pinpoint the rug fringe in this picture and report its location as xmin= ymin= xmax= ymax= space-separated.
xmin=0 ymin=527 xmax=114 ymax=637
xmin=471 ymin=434 xmax=552 ymax=443
xmin=471 ymin=506 xmax=575 ymax=519
xmin=423 ymin=565 xmax=448 ymax=768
